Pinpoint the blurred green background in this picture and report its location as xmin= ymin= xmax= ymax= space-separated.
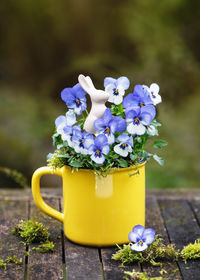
xmin=0 ymin=0 xmax=199 ymax=189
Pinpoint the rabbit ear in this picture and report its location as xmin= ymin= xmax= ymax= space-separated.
xmin=78 ymin=74 xmax=95 ymax=93
xmin=86 ymin=76 xmax=95 ymax=89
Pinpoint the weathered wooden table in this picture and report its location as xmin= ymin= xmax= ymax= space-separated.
xmin=0 ymin=189 xmax=200 ymax=280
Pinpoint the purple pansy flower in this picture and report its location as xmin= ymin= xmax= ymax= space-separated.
xmin=123 ymin=85 xmax=153 ymax=111
xmin=61 ymin=83 xmax=87 ymax=115
xmin=104 ymin=76 xmax=130 ymax=105
xmin=114 ymin=134 xmax=133 ymax=157
xmin=94 ymin=108 xmax=126 ymax=144
xmin=88 ymin=134 xmax=110 ymax=164
xmin=143 ymin=83 xmax=161 ymax=105
xmin=72 ymin=130 xmax=94 ymax=155
xmin=55 ymin=110 xmax=77 ymax=139
xmin=126 ymin=106 xmax=156 ymax=135
xmin=128 ymin=225 xmax=156 ymax=252
xmin=62 ymin=125 xmax=81 ymax=147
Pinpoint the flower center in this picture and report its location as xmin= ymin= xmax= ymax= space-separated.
xmin=113 ymin=89 xmax=119 ymax=96
xmin=151 ymin=92 xmax=156 ymax=98
xmin=95 ymin=150 xmax=101 ymax=156
xmin=80 ymin=140 xmax=84 ymax=147
xmin=134 ymin=117 xmax=139 ymax=124
xmin=105 ymin=127 xmax=110 ymax=133
xmin=120 ymin=143 xmax=127 ymax=150
xmin=76 ymin=98 xmax=80 ymax=105
xmin=139 ymin=102 xmax=144 ymax=107
xmin=138 ymin=240 xmax=143 ymax=246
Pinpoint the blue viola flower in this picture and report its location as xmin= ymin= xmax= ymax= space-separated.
xmin=114 ymin=134 xmax=133 ymax=157
xmin=62 ymin=125 xmax=81 ymax=147
xmin=104 ymin=76 xmax=130 ymax=105
xmin=126 ymin=106 xmax=156 ymax=135
xmin=61 ymin=83 xmax=87 ymax=115
xmin=143 ymin=83 xmax=162 ymax=105
xmin=88 ymin=134 xmax=110 ymax=164
xmin=123 ymin=85 xmax=153 ymax=111
xmin=55 ymin=110 xmax=77 ymax=138
xmin=72 ymin=130 xmax=94 ymax=155
xmin=128 ymin=225 xmax=156 ymax=252
xmin=94 ymin=108 xmax=126 ymax=144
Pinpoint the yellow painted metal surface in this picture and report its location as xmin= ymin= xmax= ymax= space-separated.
xmin=32 ymin=163 xmax=146 ymax=246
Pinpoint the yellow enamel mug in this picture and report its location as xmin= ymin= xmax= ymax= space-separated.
xmin=31 ymin=162 xmax=146 ymax=247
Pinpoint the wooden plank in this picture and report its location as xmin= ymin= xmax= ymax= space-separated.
xmin=159 ymin=199 xmax=200 ymax=280
xmin=0 ymin=200 xmax=28 ymax=280
xmin=27 ymin=198 xmax=63 ymax=280
xmin=142 ymin=196 xmax=182 ymax=279
xmin=64 ymin=239 xmax=103 ymax=280
xmin=101 ymin=246 xmax=139 ymax=280
xmin=190 ymin=199 xmax=200 ymax=225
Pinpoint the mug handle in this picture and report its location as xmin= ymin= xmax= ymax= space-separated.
xmin=31 ymin=166 xmax=64 ymax=223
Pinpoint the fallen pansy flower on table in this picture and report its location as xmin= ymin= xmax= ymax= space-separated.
xmin=112 ymin=225 xmax=200 ymax=268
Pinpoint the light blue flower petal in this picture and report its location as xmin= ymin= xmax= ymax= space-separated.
xmin=130 ymin=242 xmax=148 ymax=252
xmin=134 ymin=85 xmax=146 ymax=98
xmin=141 ymin=105 xmax=156 ymax=120
xmin=128 ymin=136 xmax=134 ymax=147
xmin=103 ymin=108 xmax=113 ymax=124
xmin=128 ymin=231 xmax=137 ymax=243
xmin=102 ymin=145 xmax=110 ymax=155
xmin=143 ymin=228 xmax=156 ymax=245
xmin=73 ymin=83 xmax=87 ymax=99
xmin=104 ymin=77 xmax=116 ymax=88
xmin=84 ymin=134 xmax=94 ymax=149
xmin=118 ymin=134 xmax=129 ymax=143
xmin=140 ymin=112 xmax=153 ymax=126
xmin=116 ymin=76 xmax=130 ymax=90
xmin=55 ymin=115 xmax=66 ymax=128
xmin=66 ymin=112 xmax=77 ymax=126
xmin=94 ymin=134 xmax=108 ymax=147
xmin=63 ymin=126 xmax=73 ymax=135
xmin=91 ymin=153 xmax=105 ymax=164
xmin=125 ymin=110 xmax=138 ymax=122
xmin=132 ymin=225 xmax=145 ymax=237
xmin=94 ymin=118 xmax=105 ymax=132
xmin=113 ymin=117 xmax=127 ymax=132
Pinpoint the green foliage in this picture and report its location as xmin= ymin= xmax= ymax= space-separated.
xmin=124 ymin=269 xmax=168 ymax=280
xmin=12 ymin=219 xmax=56 ymax=254
xmin=5 ymin=255 xmax=22 ymax=265
xmin=181 ymin=238 xmax=200 ymax=263
xmin=153 ymin=140 xmax=168 ymax=149
xmin=0 ymin=167 xmax=29 ymax=189
xmin=32 ymin=240 xmax=55 ymax=253
xmin=12 ymin=219 xmax=50 ymax=245
xmin=0 ymin=260 xmax=6 ymax=270
xmin=112 ymin=235 xmax=179 ymax=266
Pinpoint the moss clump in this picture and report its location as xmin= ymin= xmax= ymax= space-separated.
xmin=5 ymin=255 xmax=22 ymax=265
xmin=112 ymin=235 xmax=179 ymax=266
xmin=181 ymin=238 xmax=200 ymax=263
xmin=32 ymin=241 xmax=55 ymax=253
xmin=12 ymin=220 xmax=50 ymax=245
xmin=0 ymin=260 xmax=6 ymax=270
xmin=124 ymin=269 xmax=168 ymax=280
xmin=12 ymin=219 xmax=55 ymax=253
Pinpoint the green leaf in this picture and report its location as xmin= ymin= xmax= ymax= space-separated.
xmin=57 ymin=154 xmax=70 ymax=159
xmin=119 ymin=158 xmax=128 ymax=168
xmin=153 ymin=154 xmax=164 ymax=166
xmin=152 ymin=119 xmax=162 ymax=127
xmin=69 ymin=160 xmax=83 ymax=168
xmin=130 ymin=154 xmax=138 ymax=161
xmin=153 ymin=140 xmax=168 ymax=149
xmin=46 ymin=153 xmax=53 ymax=160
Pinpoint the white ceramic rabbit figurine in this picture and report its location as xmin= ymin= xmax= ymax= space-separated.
xmin=78 ymin=74 xmax=109 ymax=134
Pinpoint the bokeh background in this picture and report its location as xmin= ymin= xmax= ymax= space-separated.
xmin=0 ymin=0 xmax=200 ymax=189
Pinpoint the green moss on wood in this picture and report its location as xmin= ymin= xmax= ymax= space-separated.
xmin=32 ymin=240 xmax=55 ymax=253
xmin=124 ymin=269 xmax=168 ymax=280
xmin=181 ymin=238 xmax=200 ymax=263
xmin=112 ymin=235 xmax=179 ymax=266
xmin=12 ymin=219 xmax=50 ymax=245
xmin=0 ymin=260 xmax=6 ymax=269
